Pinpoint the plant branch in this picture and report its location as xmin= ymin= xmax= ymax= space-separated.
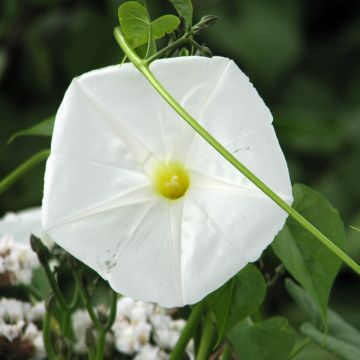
xmin=114 ymin=27 xmax=360 ymax=277
xmin=0 ymin=149 xmax=50 ymax=195
xmin=197 ymin=310 xmax=215 ymax=360
xmin=73 ymin=269 xmax=102 ymax=331
xmin=169 ymin=302 xmax=206 ymax=360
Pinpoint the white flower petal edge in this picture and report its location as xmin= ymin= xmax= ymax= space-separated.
xmin=42 ymin=56 xmax=292 ymax=308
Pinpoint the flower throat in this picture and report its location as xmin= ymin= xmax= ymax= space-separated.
xmin=154 ymin=162 xmax=190 ymax=199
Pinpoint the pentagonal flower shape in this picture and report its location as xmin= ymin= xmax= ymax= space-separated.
xmin=42 ymin=56 xmax=292 ymax=307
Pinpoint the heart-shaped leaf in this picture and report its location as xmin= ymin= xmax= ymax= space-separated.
xmin=118 ymin=1 xmax=180 ymax=49
xmin=272 ymin=184 xmax=345 ymax=324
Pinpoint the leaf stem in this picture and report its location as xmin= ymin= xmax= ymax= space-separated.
xmin=169 ymin=302 xmax=206 ymax=360
xmin=143 ymin=32 xmax=191 ymax=65
xmin=43 ymin=303 xmax=55 ymax=359
xmin=43 ymin=261 xmax=69 ymax=311
xmin=73 ymin=269 xmax=102 ymax=331
xmin=114 ymin=27 xmax=360 ymax=277
xmin=196 ymin=310 xmax=215 ymax=360
xmin=0 ymin=149 xmax=50 ymax=195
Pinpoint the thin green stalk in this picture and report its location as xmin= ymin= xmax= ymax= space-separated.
xmin=196 ymin=311 xmax=215 ymax=360
xmin=43 ymin=307 xmax=56 ymax=359
xmin=0 ymin=149 xmax=50 ymax=195
xmin=114 ymin=27 xmax=360 ymax=277
xmin=105 ymin=290 xmax=118 ymax=331
xmin=95 ymin=330 xmax=106 ymax=360
xmin=43 ymin=262 xmax=69 ymax=311
xmin=73 ymin=270 xmax=102 ymax=331
xmin=169 ymin=302 xmax=206 ymax=360
xmin=143 ymin=33 xmax=190 ymax=65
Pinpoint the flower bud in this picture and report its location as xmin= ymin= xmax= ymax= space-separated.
xmin=200 ymin=15 xmax=218 ymax=28
xmin=30 ymin=234 xmax=50 ymax=265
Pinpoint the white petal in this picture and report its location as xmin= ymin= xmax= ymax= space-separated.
xmin=181 ymin=196 xmax=248 ymax=305
xmin=42 ymin=79 xmax=154 ymax=231
xmin=107 ymin=200 xmax=184 ymax=307
xmin=185 ymin=59 xmax=292 ymax=197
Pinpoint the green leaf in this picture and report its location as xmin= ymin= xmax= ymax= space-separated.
xmin=118 ymin=1 xmax=149 ymax=48
xmin=8 ymin=116 xmax=55 ymax=144
xmin=166 ymin=0 xmax=193 ymax=28
xmin=30 ymin=267 xmax=50 ymax=300
xmin=350 ymin=226 xmax=360 ymax=233
xmin=207 ymin=264 xmax=266 ymax=344
xmin=272 ymin=184 xmax=345 ymax=324
xmin=286 ymin=279 xmax=360 ymax=360
xmin=118 ymin=1 xmax=180 ymax=49
xmin=228 ymin=317 xmax=296 ymax=360
xmin=301 ymin=316 xmax=360 ymax=360
xmin=151 ymin=15 xmax=180 ymax=39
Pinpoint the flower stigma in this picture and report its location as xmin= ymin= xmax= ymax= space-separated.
xmin=153 ymin=161 xmax=190 ymax=200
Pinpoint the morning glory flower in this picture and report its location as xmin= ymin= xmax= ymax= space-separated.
xmin=42 ymin=56 xmax=292 ymax=307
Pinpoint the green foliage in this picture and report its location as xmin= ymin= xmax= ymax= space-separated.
xmin=30 ymin=267 xmax=50 ymax=300
xmin=207 ymin=264 xmax=266 ymax=344
xmin=301 ymin=317 xmax=360 ymax=360
xmin=285 ymin=279 xmax=323 ymax=329
xmin=8 ymin=116 xmax=55 ymax=144
xmin=287 ymin=279 xmax=360 ymax=360
xmin=228 ymin=317 xmax=296 ymax=360
xmin=272 ymin=184 xmax=346 ymax=323
xmin=151 ymin=15 xmax=181 ymax=40
xmin=118 ymin=1 xmax=180 ymax=49
xmin=166 ymin=0 xmax=193 ymax=28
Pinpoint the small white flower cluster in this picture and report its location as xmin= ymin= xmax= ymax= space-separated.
xmin=0 ymin=235 xmax=39 ymax=286
xmin=113 ymin=297 xmax=188 ymax=359
xmin=72 ymin=296 xmax=189 ymax=359
xmin=0 ymin=298 xmax=45 ymax=359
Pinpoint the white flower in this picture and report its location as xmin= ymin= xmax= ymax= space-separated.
xmin=0 ymin=298 xmax=45 ymax=359
xmin=0 ymin=236 xmax=39 ymax=285
xmin=134 ymin=344 xmax=167 ymax=360
xmin=72 ymin=308 xmax=115 ymax=355
xmin=0 ymin=208 xmax=42 ymax=246
xmin=42 ymin=56 xmax=292 ymax=307
xmin=72 ymin=308 xmax=93 ymax=354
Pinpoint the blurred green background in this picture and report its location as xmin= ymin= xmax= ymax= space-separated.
xmin=0 ymin=1 xmax=359 ymax=358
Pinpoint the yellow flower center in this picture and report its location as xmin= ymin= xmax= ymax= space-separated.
xmin=154 ymin=161 xmax=190 ymax=199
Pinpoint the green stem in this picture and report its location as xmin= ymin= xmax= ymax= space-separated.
xmin=169 ymin=302 xmax=206 ymax=360
xmin=94 ymin=290 xmax=117 ymax=359
xmin=43 ymin=262 xmax=69 ymax=311
xmin=143 ymin=33 xmax=190 ymax=65
xmin=73 ymin=269 xmax=102 ymax=331
xmin=105 ymin=290 xmax=118 ymax=331
xmin=114 ymin=27 xmax=360 ymax=277
xmin=0 ymin=149 xmax=50 ymax=195
xmin=196 ymin=311 xmax=215 ymax=360
xmin=95 ymin=330 xmax=106 ymax=360
xmin=43 ymin=307 xmax=56 ymax=359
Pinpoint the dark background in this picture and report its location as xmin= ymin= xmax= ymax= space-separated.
xmin=0 ymin=1 xmax=359 ymax=358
